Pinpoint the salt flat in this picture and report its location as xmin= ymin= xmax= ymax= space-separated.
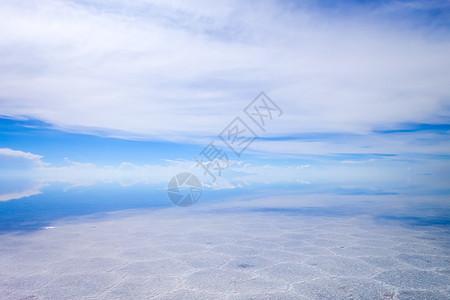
xmin=0 ymin=207 xmax=449 ymax=299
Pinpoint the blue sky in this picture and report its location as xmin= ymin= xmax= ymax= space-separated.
xmin=0 ymin=0 xmax=449 ymax=202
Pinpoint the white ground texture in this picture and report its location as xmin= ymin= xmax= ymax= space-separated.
xmin=0 ymin=208 xmax=449 ymax=299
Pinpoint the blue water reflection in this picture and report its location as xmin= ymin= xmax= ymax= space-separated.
xmin=0 ymin=183 xmax=168 ymax=232
xmin=1 ymin=179 xmax=449 ymax=233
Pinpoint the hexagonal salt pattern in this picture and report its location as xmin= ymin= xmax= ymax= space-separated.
xmin=0 ymin=208 xmax=449 ymax=299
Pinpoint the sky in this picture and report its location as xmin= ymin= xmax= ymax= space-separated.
xmin=0 ymin=0 xmax=449 ymax=203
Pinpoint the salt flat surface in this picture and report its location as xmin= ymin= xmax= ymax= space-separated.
xmin=0 ymin=208 xmax=449 ymax=299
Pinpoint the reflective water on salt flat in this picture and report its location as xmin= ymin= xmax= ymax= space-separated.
xmin=0 ymin=183 xmax=449 ymax=299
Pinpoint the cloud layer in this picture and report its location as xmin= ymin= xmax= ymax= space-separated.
xmin=0 ymin=0 xmax=449 ymax=148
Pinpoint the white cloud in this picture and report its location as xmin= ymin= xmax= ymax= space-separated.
xmin=0 ymin=148 xmax=43 ymax=163
xmin=0 ymin=0 xmax=448 ymax=148
xmin=0 ymin=148 xmax=47 ymax=169
xmin=341 ymin=159 xmax=376 ymax=164
xmin=245 ymin=131 xmax=450 ymax=157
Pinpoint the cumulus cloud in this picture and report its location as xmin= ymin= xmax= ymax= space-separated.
xmin=0 ymin=148 xmax=47 ymax=170
xmin=0 ymin=0 xmax=448 ymax=148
